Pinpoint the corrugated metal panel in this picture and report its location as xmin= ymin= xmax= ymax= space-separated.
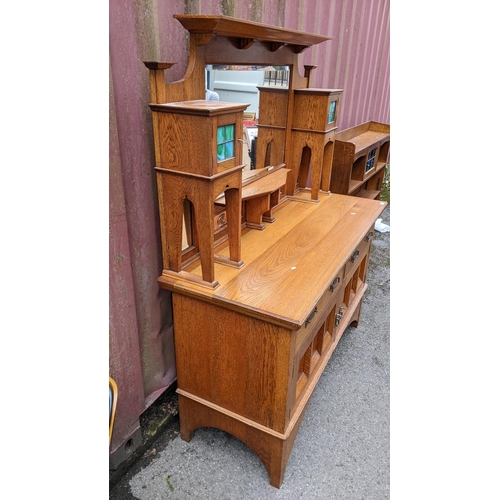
xmin=109 ymin=0 xmax=389 ymax=466
xmin=204 ymin=0 xmax=390 ymax=130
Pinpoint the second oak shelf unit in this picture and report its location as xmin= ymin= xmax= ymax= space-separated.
xmin=329 ymin=121 xmax=390 ymax=200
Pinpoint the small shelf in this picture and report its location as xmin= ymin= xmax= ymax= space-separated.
xmin=351 ymin=130 xmax=389 ymax=156
xmin=356 ymin=189 xmax=380 ymax=200
xmin=330 ymin=121 xmax=389 ymax=199
xmin=348 ymin=178 xmax=364 ymax=194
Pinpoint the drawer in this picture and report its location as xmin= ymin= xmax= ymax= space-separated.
xmin=343 ymin=225 xmax=375 ymax=280
xmin=294 ymin=270 xmax=343 ymax=356
xmin=293 ymin=288 xmax=344 ymax=403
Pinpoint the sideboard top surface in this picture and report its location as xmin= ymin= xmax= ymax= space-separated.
xmin=161 ymin=193 xmax=387 ymax=329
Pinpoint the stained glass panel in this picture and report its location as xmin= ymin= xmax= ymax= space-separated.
xmin=365 ymin=148 xmax=377 ymax=173
xmin=216 ymin=124 xmax=235 ymax=161
xmin=328 ymin=101 xmax=336 ymax=124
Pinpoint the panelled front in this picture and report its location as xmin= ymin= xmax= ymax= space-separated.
xmin=289 ymin=223 xmax=375 ymax=417
xmin=292 ymin=280 xmax=343 ymax=406
xmin=343 ymin=224 xmax=374 ymax=281
xmin=173 ymin=220 xmax=377 ymax=437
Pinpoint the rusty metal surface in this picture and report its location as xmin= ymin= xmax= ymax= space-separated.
xmin=109 ymin=0 xmax=389 ymax=466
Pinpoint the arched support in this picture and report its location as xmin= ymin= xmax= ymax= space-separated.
xmin=321 ymin=139 xmax=335 ymax=193
xmin=177 ymin=391 xmax=308 ymax=489
xmin=156 ymin=164 xmax=243 ymax=289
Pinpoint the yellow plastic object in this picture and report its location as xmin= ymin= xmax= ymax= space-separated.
xmin=109 ymin=377 xmax=118 ymax=444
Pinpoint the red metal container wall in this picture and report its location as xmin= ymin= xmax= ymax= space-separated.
xmin=109 ymin=0 xmax=389 ymax=464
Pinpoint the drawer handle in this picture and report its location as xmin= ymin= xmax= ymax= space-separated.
xmin=330 ymin=276 xmax=341 ymax=292
xmin=365 ymin=231 xmax=374 ymax=242
xmin=335 ymin=307 xmax=344 ymax=327
xmin=350 ymin=250 xmax=359 ymax=263
xmin=305 ymin=306 xmax=318 ymax=327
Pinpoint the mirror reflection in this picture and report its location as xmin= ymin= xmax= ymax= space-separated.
xmin=206 ymin=65 xmax=289 ymax=172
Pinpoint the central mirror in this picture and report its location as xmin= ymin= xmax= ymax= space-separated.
xmin=206 ymin=65 xmax=289 ymax=172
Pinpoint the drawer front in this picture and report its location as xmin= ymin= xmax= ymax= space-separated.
xmin=294 ymin=270 xmax=343 ymax=355
xmin=344 ymin=225 xmax=375 ymax=280
xmin=293 ymin=285 xmax=344 ymax=404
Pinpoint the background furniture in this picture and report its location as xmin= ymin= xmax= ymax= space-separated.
xmin=329 ymin=121 xmax=390 ymax=200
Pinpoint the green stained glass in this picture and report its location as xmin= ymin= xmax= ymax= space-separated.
xmin=328 ymin=101 xmax=336 ymax=123
xmin=216 ymin=124 xmax=235 ymax=161
xmin=217 ymin=126 xmax=225 ymax=143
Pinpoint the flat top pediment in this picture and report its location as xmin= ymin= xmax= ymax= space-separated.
xmin=174 ymin=14 xmax=332 ymax=48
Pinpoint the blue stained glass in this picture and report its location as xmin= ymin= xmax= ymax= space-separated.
xmin=365 ymin=148 xmax=376 ymax=172
xmin=225 ymin=141 xmax=234 ymax=158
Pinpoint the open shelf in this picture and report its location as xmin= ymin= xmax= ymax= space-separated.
xmin=355 ymin=189 xmax=380 ymax=200
xmin=330 ymin=121 xmax=389 ymax=201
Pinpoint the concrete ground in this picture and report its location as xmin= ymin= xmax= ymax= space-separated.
xmin=110 ymin=204 xmax=390 ymax=500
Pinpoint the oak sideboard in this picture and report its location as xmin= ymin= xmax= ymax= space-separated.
xmin=158 ymin=190 xmax=386 ymax=487
xmin=144 ymin=14 xmax=388 ymax=488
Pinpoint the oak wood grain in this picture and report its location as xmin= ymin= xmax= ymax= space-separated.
xmin=173 ymin=14 xmax=332 ymax=47
xmin=145 ymin=17 xmax=388 ymax=489
xmin=330 ymin=121 xmax=390 ymax=199
xmin=162 ymin=194 xmax=387 ymax=329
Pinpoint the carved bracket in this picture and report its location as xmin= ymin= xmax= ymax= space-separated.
xmin=229 ymin=38 xmax=255 ymax=50
xmin=290 ymin=44 xmax=309 ymax=54
xmin=193 ymin=32 xmax=214 ymax=46
xmin=262 ymin=41 xmax=286 ymax=52
xmin=143 ymin=61 xmax=176 ymax=70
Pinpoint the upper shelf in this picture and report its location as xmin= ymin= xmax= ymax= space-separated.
xmin=349 ymin=130 xmax=390 ymax=156
xmin=335 ymin=121 xmax=390 ymax=156
xmin=174 ymin=14 xmax=332 ymax=53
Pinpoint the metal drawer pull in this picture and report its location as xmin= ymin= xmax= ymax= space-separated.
xmin=350 ymin=250 xmax=359 ymax=263
xmin=365 ymin=231 xmax=374 ymax=242
xmin=305 ymin=306 xmax=318 ymax=327
xmin=335 ymin=307 xmax=344 ymax=327
xmin=330 ymin=276 xmax=341 ymax=292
